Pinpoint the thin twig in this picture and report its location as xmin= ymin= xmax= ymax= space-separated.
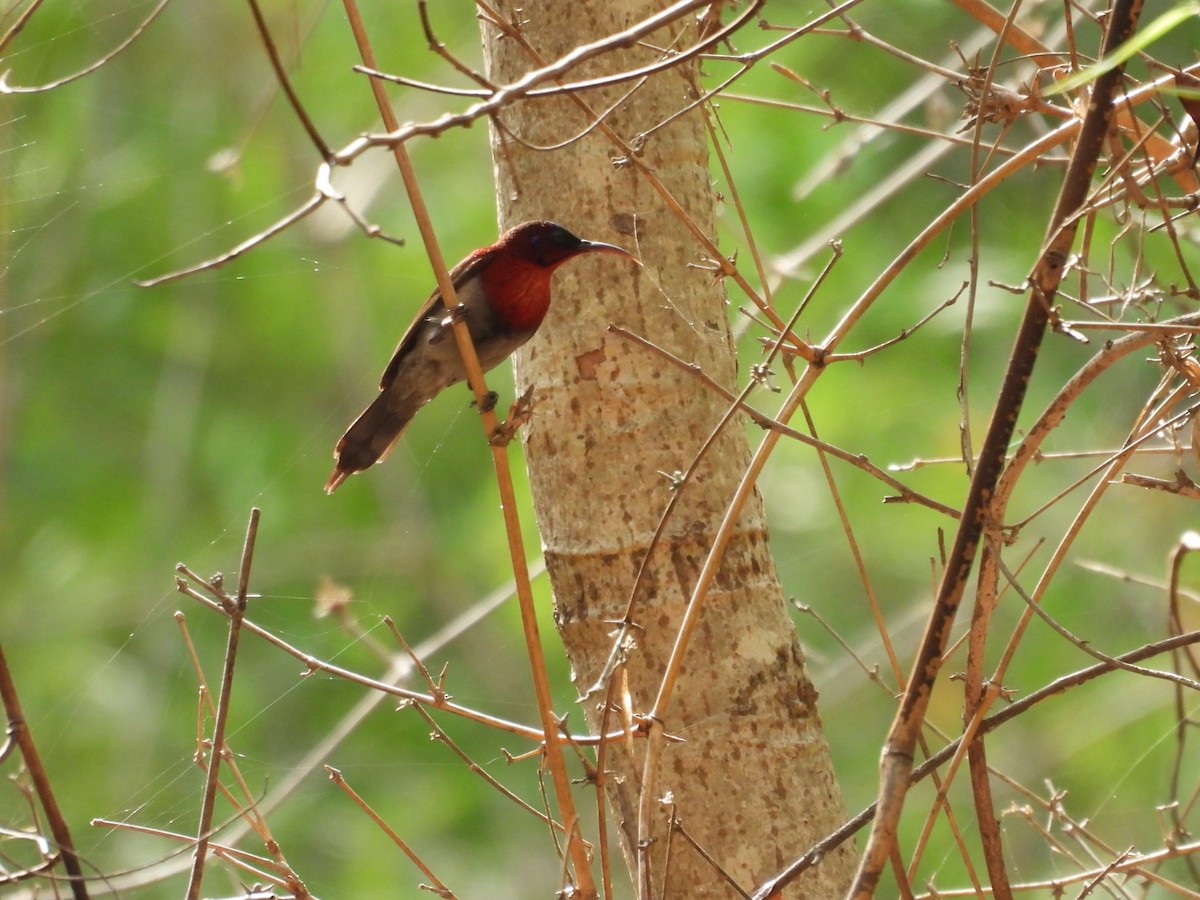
xmin=0 ymin=0 xmax=45 ymax=55
xmin=326 ymin=767 xmax=457 ymax=898
xmin=135 ymin=193 xmax=327 ymax=288
xmin=418 ymin=0 xmax=495 ymax=90
xmin=175 ymin=566 xmax=635 ymax=745
xmin=851 ymin=4 xmax=1144 ymax=893
xmin=669 ymin=817 xmax=752 ymax=898
xmin=339 ymin=2 xmax=595 ymax=893
xmin=489 ymin=78 xmax=645 ymax=153
xmin=907 ymin=839 xmax=1200 ymax=898
xmin=803 ymin=401 xmax=907 ymax=690
xmin=416 ymin=705 xmax=560 ymax=829
xmin=994 ymin=546 xmax=1200 ymax=692
xmin=244 ymin=0 xmax=332 ymax=160
xmin=594 ymin=674 xmax=621 ymax=900
xmin=371 ymin=0 xmax=758 ymax=102
xmin=0 ymin=0 xmax=172 ymax=93
xmin=608 ymin=325 xmax=962 ymax=519
xmin=185 ymin=507 xmax=261 ymax=900
xmin=0 ymin=645 xmax=89 ymax=900
xmin=752 ymin=628 xmax=1200 ymax=898
xmin=820 ymin=287 xmax=964 ymax=364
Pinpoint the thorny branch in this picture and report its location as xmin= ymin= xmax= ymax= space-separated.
xmin=752 ymin=628 xmax=1200 ymax=899
xmin=174 ymin=562 xmax=642 ymax=742
xmin=184 ymin=508 xmax=262 ymax=900
xmin=362 ymin=0 xmax=762 ymax=101
xmin=851 ymin=3 xmax=1146 ymax=895
xmin=131 ymin=0 xmax=760 ymax=288
xmin=608 ymin=324 xmax=961 ymax=519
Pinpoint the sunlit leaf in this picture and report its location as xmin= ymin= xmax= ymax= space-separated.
xmin=1046 ymin=2 xmax=1200 ymax=96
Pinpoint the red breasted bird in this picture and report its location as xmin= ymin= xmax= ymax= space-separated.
xmin=325 ymin=220 xmax=637 ymax=493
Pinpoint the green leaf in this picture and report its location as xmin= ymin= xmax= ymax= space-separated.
xmin=1045 ymin=2 xmax=1200 ymax=96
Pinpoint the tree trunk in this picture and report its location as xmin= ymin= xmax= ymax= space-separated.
xmin=482 ymin=4 xmax=856 ymax=896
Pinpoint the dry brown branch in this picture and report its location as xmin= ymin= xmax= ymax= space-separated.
xmin=631 ymin=70 xmax=1110 ymax=900
xmin=350 ymin=1 xmax=597 ymax=883
xmin=417 ymin=704 xmax=560 ymax=829
xmin=367 ymin=0 xmax=762 ymax=101
xmin=419 ymin=0 xmax=495 ymax=91
xmin=136 ymin=0 xmax=761 ymax=291
xmin=980 ymin=394 xmax=1198 ymax=738
xmin=995 ymin=547 xmax=1200 ymax=692
xmin=1000 ymin=312 xmax=1200 ymax=503
xmin=175 ymin=564 xmax=638 ymax=747
xmin=852 ymin=3 xmax=1146 ymax=893
xmin=326 ymin=767 xmax=457 ymax=898
xmin=0 ymin=0 xmax=171 ymax=93
xmin=244 ymin=0 xmax=331 ymax=162
xmin=753 ymin=628 xmax=1200 ymax=898
xmin=92 ymin=815 xmax=305 ymax=895
xmin=184 ymin=508 xmax=264 ymax=900
xmin=0 ymin=645 xmax=88 ymax=900
xmin=809 ymin=399 xmax=909 ymax=680
xmin=99 ymin=571 xmax=539 ymax=895
xmin=820 ymin=286 xmax=964 ymax=363
xmin=908 ymin=838 xmax=1200 ymax=898
xmin=173 ymin=613 xmax=282 ymax=851
xmin=134 ymin=193 xmax=328 ymax=288
xmin=0 ymin=0 xmax=45 ymax=55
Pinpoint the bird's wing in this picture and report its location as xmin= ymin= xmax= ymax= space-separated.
xmin=378 ymin=247 xmax=495 ymax=391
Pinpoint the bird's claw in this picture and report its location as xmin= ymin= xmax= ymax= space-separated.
xmin=442 ymin=303 xmax=468 ymax=326
xmin=472 ymin=390 xmax=500 ymax=413
xmin=489 ymin=387 xmax=536 ymax=446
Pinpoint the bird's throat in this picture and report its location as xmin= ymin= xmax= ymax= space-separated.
xmin=479 ymin=257 xmax=556 ymax=334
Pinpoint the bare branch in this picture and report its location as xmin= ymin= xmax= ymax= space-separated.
xmin=0 ymin=0 xmax=172 ymax=93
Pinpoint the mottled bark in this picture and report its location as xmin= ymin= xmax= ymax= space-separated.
xmin=482 ymin=3 xmax=855 ymax=895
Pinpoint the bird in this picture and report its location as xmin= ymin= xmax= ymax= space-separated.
xmin=325 ymin=220 xmax=638 ymax=493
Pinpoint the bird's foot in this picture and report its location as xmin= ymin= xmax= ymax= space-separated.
xmin=489 ymin=387 xmax=535 ymax=446
xmin=432 ymin=304 xmax=469 ymax=342
xmin=472 ymin=390 xmax=500 ymax=413
xmin=441 ymin=303 xmax=468 ymax=327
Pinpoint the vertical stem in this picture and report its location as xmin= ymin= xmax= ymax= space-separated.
xmin=185 ymin=507 xmax=260 ymax=900
xmin=338 ymin=6 xmax=595 ymax=895
xmin=849 ymin=2 xmax=1144 ymax=895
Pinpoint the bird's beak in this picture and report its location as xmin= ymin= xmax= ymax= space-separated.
xmin=579 ymin=239 xmax=642 ymax=266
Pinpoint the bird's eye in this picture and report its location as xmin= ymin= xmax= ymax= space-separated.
xmin=528 ymin=233 xmax=552 ymax=266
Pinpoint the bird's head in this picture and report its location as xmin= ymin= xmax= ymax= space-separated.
xmin=495 ymin=220 xmax=639 ymax=269
xmin=477 ymin=221 xmax=639 ymax=333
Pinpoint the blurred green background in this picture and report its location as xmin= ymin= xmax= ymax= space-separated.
xmin=1 ymin=1 xmax=1197 ymax=896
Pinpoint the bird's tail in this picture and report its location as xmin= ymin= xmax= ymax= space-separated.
xmin=324 ymin=393 xmax=414 ymax=493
